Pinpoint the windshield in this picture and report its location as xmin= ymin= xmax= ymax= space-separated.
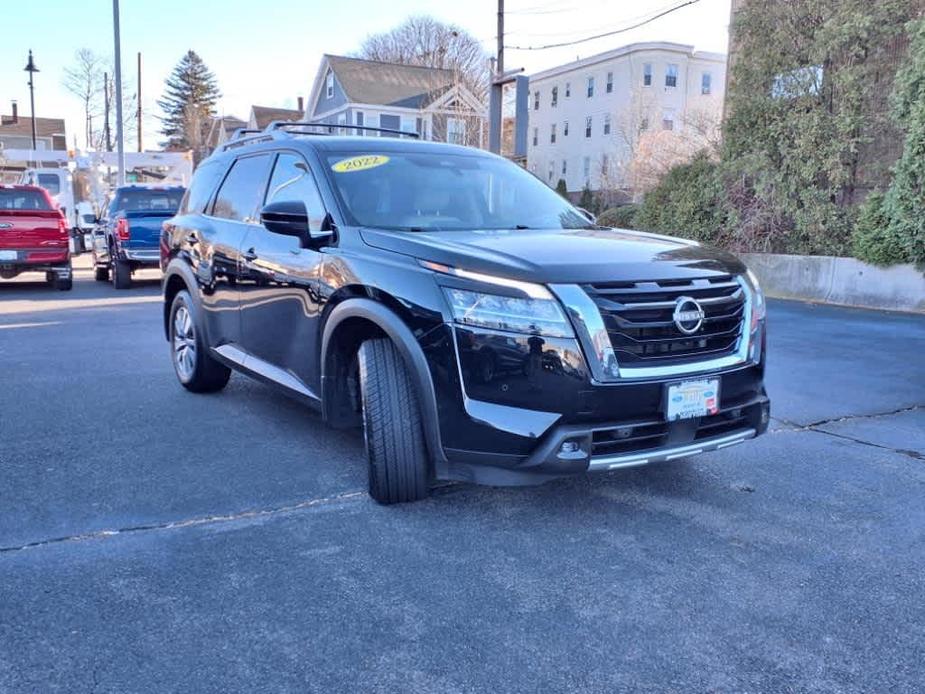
xmin=0 ymin=189 xmax=52 ymax=211
xmin=114 ymin=189 xmax=184 ymax=213
xmin=325 ymin=151 xmax=591 ymax=231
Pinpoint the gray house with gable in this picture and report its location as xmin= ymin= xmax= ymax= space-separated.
xmin=306 ymin=55 xmax=486 ymax=147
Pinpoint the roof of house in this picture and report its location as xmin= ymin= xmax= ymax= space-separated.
xmin=0 ymin=114 xmax=66 ymax=140
xmin=326 ymin=55 xmax=458 ymax=108
xmin=250 ymin=105 xmax=304 ymax=129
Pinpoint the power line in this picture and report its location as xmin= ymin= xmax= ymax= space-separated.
xmin=506 ymin=0 xmax=686 ymax=39
xmin=506 ymin=0 xmax=703 ymax=51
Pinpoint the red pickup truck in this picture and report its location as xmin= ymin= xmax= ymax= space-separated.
xmin=0 ymin=184 xmax=72 ymax=291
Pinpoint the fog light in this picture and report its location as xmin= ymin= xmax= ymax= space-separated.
xmin=761 ymin=405 xmax=770 ymax=425
xmin=560 ymin=440 xmax=581 ymax=454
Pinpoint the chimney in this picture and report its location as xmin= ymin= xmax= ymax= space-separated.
xmin=11 ymin=100 xmax=18 ymax=123
xmin=297 ymin=96 xmax=304 ymax=113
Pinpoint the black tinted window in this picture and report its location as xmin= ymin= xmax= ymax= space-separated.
xmin=212 ymin=154 xmax=272 ymax=223
xmin=0 ymin=189 xmax=52 ymax=210
xmin=113 ymin=189 xmax=184 ymax=213
xmin=265 ymin=153 xmax=326 ymax=232
xmin=182 ymin=160 xmax=225 ymax=214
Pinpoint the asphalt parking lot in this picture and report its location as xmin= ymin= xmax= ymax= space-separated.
xmin=1 ymin=259 xmax=923 ymax=693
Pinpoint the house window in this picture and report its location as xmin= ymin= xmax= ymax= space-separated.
xmin=447 ymin=117 xmax=465 ymax=145
xmin=338 ymin=113 xmax=346 ymax=135
xmin=606 ymin=71 xmax=613 ymax=93
xmin=643 ymin=63 xmax=652 ymax=86
xmin=326 ymin=71 xmax=334 ymax=99
xmin=551 ymin=86 xmax=558 ymax=107
xmin=662 ymin=110 xmax=675 ymax=131
xmin=701 ymin=72 xmax=712 ymax=95
xmin=550 ymin=123 xmax=556 ymax=144
xmin=532 ymin=127 xmax=538 ymax=147
xmin=603 ymin=113 xmax=611 ymax=135
xmin=565 ymin=82 xmax=571 ymax=97
xmin=585 ymin=116 xmax=592 ymax=138
xmin=563 ymin=120 xmax=569 ymax=137
xmin=587 ymin=76 xmax=595 ymax=98
xmin=583 ymin=156 xmax=591 ymax=181
xmin=640 ymin=116 xmax=649 ymax=132
xmin=561 ymin=159 xmax=567 ymax=176
xmin=534 ymin=91 xmax=540 ymax=110
xmin=548 ymin=161 xmax=555 ymax=182
xmin=379 ymin=114 xmax=400 ymax=136
xmin=666 ymin=64 xmax=678 ymax=88
xmin=356 ymin=112 xmax=365 ymax=132
xmin=601 ymin=154 xmax=609 ymax=177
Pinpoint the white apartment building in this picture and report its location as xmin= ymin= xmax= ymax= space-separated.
xmin=526 ymin=42 xmax=726 ymax=197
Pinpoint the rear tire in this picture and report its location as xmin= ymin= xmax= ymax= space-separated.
xmin=112 ymin=258 xmax=132 ymax=289
xmin=169 ymin=290 xmax=230 ymax=393
xmin=94 ymin=266 xmax=110 ymax=282
xmin=358 ymin=338 xmax=430 ymax=504
xmin=55 ymin=275 xmax=73 ymax=291
xmin=45 ymin=271 xmax=55 ymax=284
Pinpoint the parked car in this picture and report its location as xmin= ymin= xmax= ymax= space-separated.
xmin=0 ymin=184 xmax=72 ymax=290
xmin=93 ymin=185 xmax=185 ymax=289
xmin=161 ymin=123 xmax=770 ymax=504
xmin=20 ymin=167 xmax=97 ymax=254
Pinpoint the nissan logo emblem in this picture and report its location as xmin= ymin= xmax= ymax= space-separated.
xmin=673 ymin=296 xmax=705 ymax=334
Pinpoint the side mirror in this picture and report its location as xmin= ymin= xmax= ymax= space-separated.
xmin=260 ymin=201 xmax=334 ymax=248
xmin=576 ymin=206 xmax=597 ymax=225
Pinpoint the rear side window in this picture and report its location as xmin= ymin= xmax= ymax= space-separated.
xmin=181 ymin=159 xmax=226 ymax=214
xmin=265 ymin=153 xmax=327 ymax=232
xmin=37 ymin=174 xmax=61 ymax=196
xmin=0 ymin=189 xmax=52 ymax=210
xmin=113 ymin=189 xmax=184 ymax=213
xmin=211 ymin=154 xmax=273 ymax=223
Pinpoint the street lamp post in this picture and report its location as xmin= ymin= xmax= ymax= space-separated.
xmin=23 ymin=50 xmax=39 ymax=151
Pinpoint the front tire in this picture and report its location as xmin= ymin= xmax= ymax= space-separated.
xmin=358 ymin=338 xmax=430 ymax=504
xmin=169 ymin=290 xmax=230 ymax=393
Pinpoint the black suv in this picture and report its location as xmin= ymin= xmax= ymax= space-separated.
xmin=161 ymin=122 xmax=770 ymax=504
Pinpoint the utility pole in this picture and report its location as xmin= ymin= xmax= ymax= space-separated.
xmin=23 ymin=50 xmax=39 ymax=151
xmin=488 ymin=0 xmax=504 ymax=153
xmin=104 ymin=71 xmax=112 ymax=152
xmin=136 ymin=52 xmax=143 ymax=152
xmin=113 ymin=0 xmax=126 ymax=185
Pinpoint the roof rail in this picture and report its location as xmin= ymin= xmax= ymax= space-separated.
xmin=267 ymin=120 xmax=420 ymax=139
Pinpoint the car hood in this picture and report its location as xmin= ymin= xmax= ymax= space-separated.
xmin=358 ymin=227 xmax=746 ymax=284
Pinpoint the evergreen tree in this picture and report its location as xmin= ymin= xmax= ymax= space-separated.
xmin=157 ymin=51 xmax=220 ymax=155
xmin=880 ymin=18 xmax=925 ymax=265
xmin=578 ymin=184 xmax=597 ymax=213
xmin=555 ymin=178 xmax=568 ymax=199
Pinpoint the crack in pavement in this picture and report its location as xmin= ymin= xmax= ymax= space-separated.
xmin=0 ymin=489 xmax=368 ymax=556
xmin=771 ymin=404 xmax=924 ymax=461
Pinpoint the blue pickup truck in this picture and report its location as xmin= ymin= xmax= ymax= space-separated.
xmin=92 ymin=185 xmax=185 ymax=289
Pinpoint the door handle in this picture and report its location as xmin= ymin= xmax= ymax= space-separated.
xmin=242 ymin=247 xmax=258 ymax=261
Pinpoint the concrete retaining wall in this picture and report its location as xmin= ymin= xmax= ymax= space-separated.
xmin=741 ymin=253 xmax=925 ymax=313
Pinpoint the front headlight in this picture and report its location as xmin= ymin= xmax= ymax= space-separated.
xmin=443 ymin=287 xmax=574 ymax=338
xmin=420 ymin=261 xmax=574 ymax=338
xmin=743 ymin=268 xmax=766 ymax=363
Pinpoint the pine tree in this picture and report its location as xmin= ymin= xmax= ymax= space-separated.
xmin=555 ymin=178 xmax=568 ymax=199
xmin=880 ymin=17 xmax=925 ymax=265
xmin=157 ymin=51 xmax=220 ymax=155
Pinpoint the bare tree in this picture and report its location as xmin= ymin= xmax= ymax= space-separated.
xmin=62 ymin=49 xmax=105 ymax=148
xmin=357 ymin=16 xmax=489 ymax=99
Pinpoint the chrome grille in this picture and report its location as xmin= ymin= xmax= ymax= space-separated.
xmin=584 ymin=275 xmax=746 ymax=366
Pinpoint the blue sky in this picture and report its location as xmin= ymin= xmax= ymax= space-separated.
xmin=0 ymin=0 xmax=731 ymax=150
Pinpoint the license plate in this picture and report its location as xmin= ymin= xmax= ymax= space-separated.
xmin=665 ymin=378 xmax=720 ymax=421
xmin=0 ymin=250 xmax=16 ymax=261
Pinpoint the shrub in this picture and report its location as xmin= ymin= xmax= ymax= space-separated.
xmin=852 ymin=192 xmax=911 ymax=265
xmin=634 ymin=152 xmax=729 ymax=245
xmin=597 ymin=204 xmax=639 ymax=229
xmin=578 ymin=184 xmax=599 ymax=214
xmin=554 ymin=178 xmax=568 ymax=198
